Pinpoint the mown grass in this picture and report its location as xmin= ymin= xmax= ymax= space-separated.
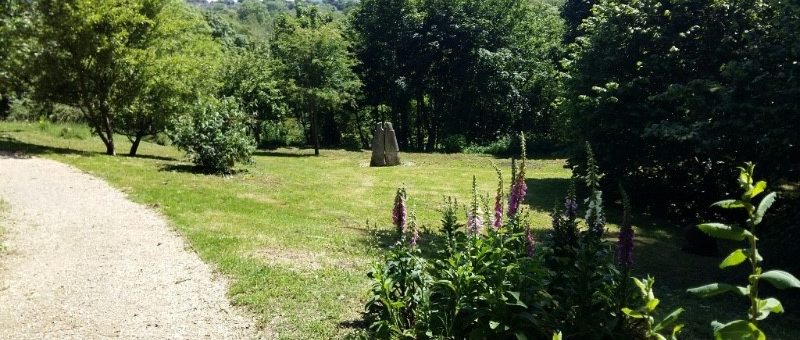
xmin=1 ymin=121 xmax=798 ymax=339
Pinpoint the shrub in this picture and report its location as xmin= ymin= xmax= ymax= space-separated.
xmin=170 ymin=97 xmax=255 ymax=173
xmin=259 ymin=118 xmax=305 ymax=149
xmin=463 ymin=135 xmax=512 ymax=156
xmin=364 ymin=136 xmax=630 ymax=339
xmin=439 ymin=134 xmax=467 ymax=153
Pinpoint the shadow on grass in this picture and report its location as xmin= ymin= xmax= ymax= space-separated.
xmin=0 ymin=136 xmax=95 ymax=158
xmin=158 ymin=163 xmax=249 ymax=176
xmin=629 ymin=227 xmax=800 ymax=338
xmin=124 ymin=153 xmax=177 ymax=162
xmin=0 ymin=135 xmax=177 ymax=161
xmin=524 ymin=177 xmax=571 ymax=212
xmin=254 ymin=150 xmax=318 ymax=158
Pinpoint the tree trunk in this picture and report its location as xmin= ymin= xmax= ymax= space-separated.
xmin=426 ymin=102 xmax=437 ymax=151
xmin=129 ymin=133 xmax=143 ymax=156
xmin=103 ymin=112 xmax=116 ymax=155
xmin=99 ymin=135 xmax=115 ymax=155
xmin=416 ymin=92 xmax=425 ymax=151
xmin=399 ymin=102 xmax=409 ymax=149
xmin=0 ymin=94 xmax=10 ymax=119
xmin=353 ymin=106 xmax=369 ymax=149
xmin=312 ymin=109 xmax=320 ymax=156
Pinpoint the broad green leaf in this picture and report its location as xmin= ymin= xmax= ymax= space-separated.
xmin=697 ymin=223 xmax=752 ymax=241
xmin=622 ymin=307 xmax=646 ymax=319
xmin=744 ymin=181 xmax=767 ymax=199
xmin=552 ymin=331 xmax=562 ymax=340
xmin=760 ymin=270 xmax=800 ymax=289
xmin=712 ymin=199 xmax=747 ymax=209
xmin=671 ymin=324 xmax=684 ymax=339
xmin=653 ymin=308 xmax=684 ymax=332
xmin=632 ymin=277 xmax=646 ymax=292
xmin=646 ymin=298 xmax=660 ymax=312
xmin=756 ymin=297 xmax=783 ymax=320
xmin=712 ymin=320 xmax=765 ymax=340
xmin=720 ymin=249 xmax=748 ymax=269
xmin=687 ymin=283 xmax=748 ymax=298
xmin=753 ymin=192 xmax=776 ymax=225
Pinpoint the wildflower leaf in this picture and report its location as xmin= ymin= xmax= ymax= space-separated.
xmin=697 ymin=223 xmax=751 ymax=241
xmin=712 ymin=320 xmax=765 ymax=340
xmin=752 ymin=192 xmax=776 ymax=225
xmin=645 ymin=298 xmax=660 ymax=312
xmin=759 ymin=270 xmax=800 ymax=289
xmin=622 ymin=307 xmax=646 ymax=319
xmin=653 ymin=308 xmax=684 ymax=333
xmin=720 ymin=249 xmax=748 ymax=269
xmin=744 ymin=181 xmax=767 ymax=199
xmin=712 ymin=199 xmax=747 ymax=209
xmin=687 ymin=283 xmax=748 ymax=298
xmin=756 ymin=298 xmax=783 ymax=320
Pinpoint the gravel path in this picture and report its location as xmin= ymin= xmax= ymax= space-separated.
xmin=0 ymin=155 xmax=260 ymax=339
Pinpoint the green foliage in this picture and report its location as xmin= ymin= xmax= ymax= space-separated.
xmin=31 ymin=0 xmax=222 ymax=155
xmin=565 ymin=0 xmax=800 ymax=222
xmin=0 ymin=0 xmax=35 ymax=117
xmin=622 ymin=277 xmax=684 ymax=340
xmin=259 ymin=118 xmax=305 ymax=149
xmin=688 ymin=163 xmax=800 ymax=339
xmin=543 ymin=158 xmax=622 ymax=339
xmin=272 ymin=7 xmax=361 ymax=155
xmin=169 ymin=97 xmax=255 ymax=173
xmin=364 ymin=138 xmax=639 ymax=339
xmin=117 ymin=0 xmax=224 ymax=155
xmin=350 ymin=0 xmax=565 ymax=151
xmin=439 ymin=135 xmax=467 ymax=154
xmin=365 ymin=243 xmax=431 ymax=338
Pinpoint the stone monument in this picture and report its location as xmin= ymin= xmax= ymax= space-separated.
xmin=370 ymin=122 xmax=401 ymax=167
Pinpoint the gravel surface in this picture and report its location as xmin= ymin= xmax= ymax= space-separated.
xmin=0 ymin=155 xmax=261 ymax=339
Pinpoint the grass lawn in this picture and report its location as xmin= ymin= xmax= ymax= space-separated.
xmin=1 ymin=121 xmax=799 ymax=339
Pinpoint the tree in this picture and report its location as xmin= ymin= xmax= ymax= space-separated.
xmin=33 ymin=0 xmax=223 ymax=156
xmin=0 ymin=0 xmax=35 ymax=118
xmin=565 ymin=0 xmax=800 ymax=219
xmin=32 ymin=0 xmax=165 ymax=155
xmin=272 ymin=6 xmax=360 ymax=155
xmin=350 ymin=0 xmax=564 ymax=151
xmin=219 ymin=44 xmax=287 ymax=146
xmin=118 ymin=1 xmax=223 ymax=155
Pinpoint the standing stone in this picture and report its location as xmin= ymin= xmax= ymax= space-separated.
xmin=383 ymin=122 xmax=401 ymax=166
xmin=370 ymin=123 xmax=386 ymax=166
xmin=370 ymin=122 xmax=402 ymax=167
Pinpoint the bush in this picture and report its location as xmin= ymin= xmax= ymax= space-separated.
xmin=464 ymin=135 xmax=512 ymax=156
xmin=170 ymin=98 xmax=255 ymax=173
xmin=363 ymin=137 xmax=632 ymax=339
xmin=439 ymin=134 xmax=467 ymax=153
xmin=565 ymin=0 xmax=800 ymax=223
xmin=340 ymin=133 xmax=363 ymax=151
xmin=259 ymin=118 xmax=305 ymax=149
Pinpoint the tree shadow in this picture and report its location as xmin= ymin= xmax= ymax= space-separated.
xmin=0 ymin=135 xmax=178 ymax=162
xmin=524 ymin=177 xmax=571 ymax=212
xmin=0 ymin=136 xmax=96 ymax=158
xmin=157 ymin=163 xmax=248 ymax=176
xmin=253 ymin=150 xmax=317 ymax=158
xmin=125 ymin=153 xmax=177 ymax=162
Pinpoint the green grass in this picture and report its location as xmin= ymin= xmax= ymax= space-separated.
xmin=1 ymin=121 xmax=798 ymax=339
